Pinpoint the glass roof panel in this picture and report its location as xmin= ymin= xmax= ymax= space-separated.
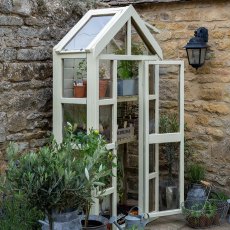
xmin=64 ymin=15 xmax=113 ymax=51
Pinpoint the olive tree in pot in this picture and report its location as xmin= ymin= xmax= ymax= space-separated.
xmin=4 ymin=123 xmax=115 ymax=230
xmin=73 ymin=128 xmax=115 ymax=229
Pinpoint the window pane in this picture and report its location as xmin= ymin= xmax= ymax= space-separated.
xmin=64 ymin=16 xmax=113 ymax=51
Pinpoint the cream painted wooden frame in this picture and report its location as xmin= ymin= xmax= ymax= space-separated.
xmin=142 ymin=60 xmax=184 ymax=219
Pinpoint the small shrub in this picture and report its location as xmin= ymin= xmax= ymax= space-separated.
xmin=0 ymin=193 xmax=44 ymax=230
xmin=187 ymin=163 xmax=205 ymax=184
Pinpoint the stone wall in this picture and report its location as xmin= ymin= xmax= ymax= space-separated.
xmin=134 ymin=0 xmax=230 ymax=194
xmin=0 ymin=0 xmax=98 ymax=171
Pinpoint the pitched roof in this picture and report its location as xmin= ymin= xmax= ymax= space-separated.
xmin=54 ymin=5 xmax=163 ymax=59
xmin=101 ymin=0 xmax=188 ymax=5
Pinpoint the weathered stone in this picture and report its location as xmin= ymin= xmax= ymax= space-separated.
xmin=0 ymin=0 xmax=13 ymax=13
xmin=206 ymin=127 xmax=224 ymax=140
xmin=0 ymin=28 xmax=12 ymax=36
xmin=17 ymin=27 xmax=39 ymax=37
xmin=30 ymin=138 xmax=49 ymax=148
xmin=199 ymin=87 xmax=223 ymax=101
xmin=196 ymin=114 xmax=209 ymax=126
xmin=12 ymin=0 xmax=34 ymax=16
xmin=4 ymin=63 xmax=52 ymax=82
xmin=202 ymin=103 xmax=230 ymax=115
xmin=0 ymin=15 xmax=23 ymax=25
xmin=185 ymin=103 xmax=200 ymax=112
xmin=0 ymin=48 xmax=17 ymax=61
xmin=8 ymin=112 xmax=27 ymax=132
xmin=17 ymin=48 xmax=52 ymax=61
xmin=156 ymin=30 xmax=172 ymax=41
xmin=0 ymin=112 xmax=7 ymax=143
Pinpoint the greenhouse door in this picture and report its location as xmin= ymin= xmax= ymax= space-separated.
xmin=142 ymin=60 xmax=184 ymax=219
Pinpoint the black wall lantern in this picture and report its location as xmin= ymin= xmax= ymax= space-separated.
xmin=184 ymin=27 xmax=208 ymax=69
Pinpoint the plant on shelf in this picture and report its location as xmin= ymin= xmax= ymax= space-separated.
xmin=99 ymin=63 xmax=109 ymax=98
xmin=116 ymin=44 xmax=143 ymax=96
xmin=3 ymin=123 xmax=115 ymax=230
xmin=74 ymin=59 xmax=87 ymax=97
xmin=116 ymin=44 xmax=142 ymax=80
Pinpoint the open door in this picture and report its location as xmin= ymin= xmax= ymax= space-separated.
xmin=142 ymin=60 xmax=184 ymax=219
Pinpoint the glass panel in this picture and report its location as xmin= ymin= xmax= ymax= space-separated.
xmin=159 ymin=64 xmax=180 ymax=133
xmin=99 ymin=105 xmax=113 ymax=143
xmin=63 ymin=104 xmax=87 ymax=134
xmin=131 ymin=21 xmax=153 ymax=55
xmin=187 ymin=48 xmax=200 ymax=65
xmin=117 ymin=100 xmax=139 ymax=210
xmin=99 ymin=60 xmax=113 ymax=99
xmin=63 ymin=58 xmax=87 ymax=98
xmin=149 ymin=144 xmax=155 ymax=173
xmin=149 ymin=100 xmax=155 ymax=134
xmin=99 ymin=194 xmax=112 ymax=220
xmin=149 ymin=179 xmax=156 ymax=212
xmin=102 ymin=24 xmax=127 ymax=54
xmin=149 ymin=65 xmax=155 ymax=95
xmin=159 ymin=142 xmax=180 ymax=211
xmin=200 ymin=48 xmax=206 ymax=64
xmin=64 ymin=15 xmax=113 ymax=51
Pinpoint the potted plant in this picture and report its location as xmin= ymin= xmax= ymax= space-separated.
xmin=99 ymin=64 xmax=109 ymax=98
xmin=72 ymin=127 xmax=115 ymax=229
xmin=74 ymin=59 xmax=87 ymax=98
xmin=186 ymin=163 xmax=207 ymax=202
xmin=116 ymin=44 xmax=142 ymax=96
xmin=4 ymin=123 xmax=115 ymax=230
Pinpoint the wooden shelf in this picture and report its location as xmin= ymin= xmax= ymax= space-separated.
xmin=117 ymin=95 xmax=138 ymax=102
xmin=117 ymin=136 xmax=136 ymax=145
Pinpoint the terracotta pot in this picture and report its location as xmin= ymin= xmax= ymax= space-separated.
xmin=99 ymin=80 xmax=108 ymax=98
xmin=74 ymin=84 xmax=86 ymax=98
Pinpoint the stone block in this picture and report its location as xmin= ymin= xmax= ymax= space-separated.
xmin=12 ymin=0 xmax=34 ymax=16
xmin=17 ymin=27 xmax=39 ymax=38
xmin=0 ymin=15 xmax=23 ymax=25
xmin=17 ymin=48 xmax=52 ymax=61
xmin=206 ymin=127 xmax=224 ymax=140
xmin=0 ymin=0 xmax=13 ymax=13
xmin=199 ymin=87 xmax=223 ymax=101
xmin=8 ymin=112 xmax=27 ymax=132
xmin=202 ymin=103 xmax=230 ymax=115
xmin=195 ymin=114 xmax=209 ymax=126
xmin=0 ymin=28 xmax=12 ymax=36
xmin=0 ymin=48 xmax=17 ymax=61
xmin=5 ymin=63 xmax=52 ymax=82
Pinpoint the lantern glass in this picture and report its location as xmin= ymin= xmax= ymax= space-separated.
xmin=186 ymin=47 xmax=207 ymax=68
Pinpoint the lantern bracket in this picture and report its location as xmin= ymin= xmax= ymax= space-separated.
xmin=195 ymin=27 xmax=208 ymax=43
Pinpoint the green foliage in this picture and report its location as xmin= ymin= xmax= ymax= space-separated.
xmin=0 ymin=193 xmax=44 ymax=230
xmin=210 ymin=191 xmax=229 ymax=200
xmin=4 ymin=123 xmax=115 ymax=229
xmin=159 ymin=113 xmax=179 ymax=182
xmin=204 ymin=201 xmax=217 ymax=218
xmin=76 ymin=59 xmax=87 ymax=77
xmin=187 ymin=163 xmax=205 ymax=184
xmin=116 ymin=44 xmax=143 ymax=79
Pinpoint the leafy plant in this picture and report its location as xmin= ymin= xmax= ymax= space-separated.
xmin=159 ymin=113 xmax=179 ymax=183
xmin=116 ymin=44 xmax=143 ymax=79
xmin=0 ymin=192 xmax=44 ymax=230
xmin=187 ymin=163 xmax=205 ymax=184
xmin=4 ymin=124 xmax=115 ymax=230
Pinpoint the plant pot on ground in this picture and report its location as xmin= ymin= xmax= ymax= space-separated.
xmin=186 ymin=163 xmax=207 ymax=202
xmin=4 ymin=124 xmax=115 ymax=230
